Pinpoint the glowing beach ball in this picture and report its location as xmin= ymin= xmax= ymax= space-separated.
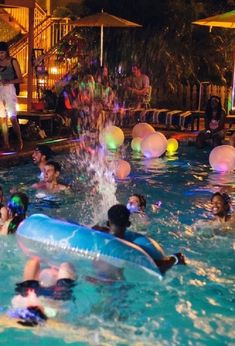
xmin=132 ymin=123 xmax=155 ymax=139
xmin=131 ymin=137 xmax=142 ymax=152
xmin=167 ymin=138 xmax=179 ymax=154
xmin=209 ymin=145 xmax=235 ymax=172
xmin=99 ymin=126 xmax=124 ymax=150
xmin=114 ymin=159 xmax=131 ymax=179
xmin=141 ymin=132 xmax=167 ymax=158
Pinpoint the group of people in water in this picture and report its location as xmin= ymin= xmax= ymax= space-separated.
xmin=0 ymin=141 xmax=234 ymax=328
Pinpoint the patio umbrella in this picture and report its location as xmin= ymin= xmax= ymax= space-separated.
xmin=193 ymin=10 xmax=235 ymax=109
xmin=74 ymin=10 xmax=142 ymax=66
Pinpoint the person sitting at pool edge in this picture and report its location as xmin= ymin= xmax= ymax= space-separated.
xmin=0 ymin=192 xmax=28 ymax=235
xmin=94 ymin=204 xmax=186 ymax=275
xmin=210 ymin=192 xmax=234 ymax=224
xmin=32 ymin=161 xmax=70 ymax=193
xmin=11 ymin=257 xmax=76 ymax=327
xmin=32 ymin=145 xmax=54 ymax=181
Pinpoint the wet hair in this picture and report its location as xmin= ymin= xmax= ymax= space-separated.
xmin=211 ymin=192 xmax=231 ymax=213
xmin=205 ymin=96 xmax=223 ymax=121
xmin=8 ymin=192 xmax=29 ymax=217
xmin=46 ymin=160 xmax=61 ymax=172
xmin=132 ymin=194 xmax=146 ymax=209
xmin=108 ymin=204 xmax=130 ymax=227
xmin=35 ymin=145 xmax=54 ymax=160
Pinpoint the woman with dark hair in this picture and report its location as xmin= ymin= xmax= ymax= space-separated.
xmin=196 ymin=96 xmax=226 ymax=148
xmin=0 ymin=41 xmax=23 ymax=150
xmin=210 ymin=192 xmax=234 ymax=224
xmin=0 ymin=192 xmax=29 ymax=235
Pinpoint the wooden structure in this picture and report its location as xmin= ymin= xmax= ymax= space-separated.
xmin=0 ymin=0 xmax=35 ymax=111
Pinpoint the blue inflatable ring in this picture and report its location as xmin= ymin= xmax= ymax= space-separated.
xmin=17 ymin=214 xmax=162 ymax=282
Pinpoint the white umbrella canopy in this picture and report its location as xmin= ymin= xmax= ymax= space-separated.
xmin=193 ymin=10 xmax=235 ymax=109
xmin=74 ymin=10 xmax=142 ymax=66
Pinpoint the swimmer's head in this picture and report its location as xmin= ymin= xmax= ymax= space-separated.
xmin=127 ymin=194 xmax=146 ymax=213
xmin=211 ymin=192 xmax=232 ymax=216
xmin=8 ymin=192 xmax=29 ymax=217
xmin=108 ymin=204 xmax=131 ymax=235
xmin=32 ymin=145 xmax=54 ymax=164
xmin=44 ymin=161 xmax=61 ymax=183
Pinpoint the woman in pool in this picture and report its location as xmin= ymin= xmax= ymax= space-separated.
xmin=196 ymin=96 xmax=226 ymax=148
xmin=0 ymin=192 xmax=28 ymax=235
xmin=210 ymin=192 xmax=234 ymax=224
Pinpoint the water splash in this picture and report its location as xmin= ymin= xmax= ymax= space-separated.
xmin=65 ymin=141 xmax=117 ymax=225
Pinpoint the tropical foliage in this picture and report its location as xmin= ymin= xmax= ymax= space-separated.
xmin=60 ymin=0 xmax=235 ymax=105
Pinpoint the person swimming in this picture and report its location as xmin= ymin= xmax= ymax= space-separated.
xmin=94 ymin=204 xmax=186 ymax=275
xmin=210 ymin=192 xmax=234 ymax=224
xmin=126 ymin=194 xmax=146 ymax=214
xmin=32 ymin=161 xmax=70 ymax=193
xmin=11 ymin=257 xmax=77 ymax=326
xmin=0 ymin=192 xmax=28 ymax=235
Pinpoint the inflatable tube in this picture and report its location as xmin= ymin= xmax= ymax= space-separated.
xmin=17 ymin=214 xmax=162 ymax=282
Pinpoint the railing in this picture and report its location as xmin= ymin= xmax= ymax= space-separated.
xmin=4 ymin=2 xmax=47 ymax=32
xmin=156 ymin=83 xmax=231 ymax=113
xmin=9 ymin=17 xmax=77 ymax=77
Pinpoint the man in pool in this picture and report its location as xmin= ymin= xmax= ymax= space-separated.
xmin=32 ymin=161 xmax=70 ymax=193
xmin=94 ymin=204 xmax=186 ymax=275
xmin=32 ymin=145 xmax=54 ymax=181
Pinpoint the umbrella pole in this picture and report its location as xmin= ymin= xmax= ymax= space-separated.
xmin=100 ymin=24 xmax=104 ymax=67
xmin=232 ymin=52 xmax=235 ymax=111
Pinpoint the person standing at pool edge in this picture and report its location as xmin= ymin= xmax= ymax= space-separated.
xmin=0 ymin=41 xmax=23 ymax=150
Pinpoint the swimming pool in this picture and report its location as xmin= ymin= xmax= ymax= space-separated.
xmin=0 ymin=142 xmax=234 ymax=345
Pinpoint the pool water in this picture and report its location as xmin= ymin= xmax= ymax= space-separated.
xmin=0 ymin=143 xmax=234 ymax=345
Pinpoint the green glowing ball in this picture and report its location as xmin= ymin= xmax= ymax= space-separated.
xmin=99 ymin=126 xmax=124 ymax=150
xmin=131 ymin=137 xmax=142 ymax=152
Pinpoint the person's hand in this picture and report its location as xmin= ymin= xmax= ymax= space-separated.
xmin=174 ymin=252 xmax=187 ymax=265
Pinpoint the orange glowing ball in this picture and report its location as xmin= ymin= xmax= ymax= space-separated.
xmin=115 ymin=160 xmax=131 ymax=179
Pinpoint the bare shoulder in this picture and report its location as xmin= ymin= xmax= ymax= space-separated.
xmin=32 ymin=182 xmax=45 ymax=189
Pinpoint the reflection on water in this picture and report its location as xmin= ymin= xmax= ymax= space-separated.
xmin=0 ymin=144 xmax=234 ymax=345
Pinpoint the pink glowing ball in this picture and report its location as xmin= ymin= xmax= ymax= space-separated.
xmin=114 ymin=159 xmax=131 ymax=179
xmin=141 ymin=132 xmax=167 ymax=158
xmin=209 ymin=145 xmax=235 ymax=172
xmin=132 ymin=123 xmax=155 ymax=139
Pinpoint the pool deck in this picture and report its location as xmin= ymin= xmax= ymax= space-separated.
xmin=0 ymin=128 xmax=199 ymax=165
